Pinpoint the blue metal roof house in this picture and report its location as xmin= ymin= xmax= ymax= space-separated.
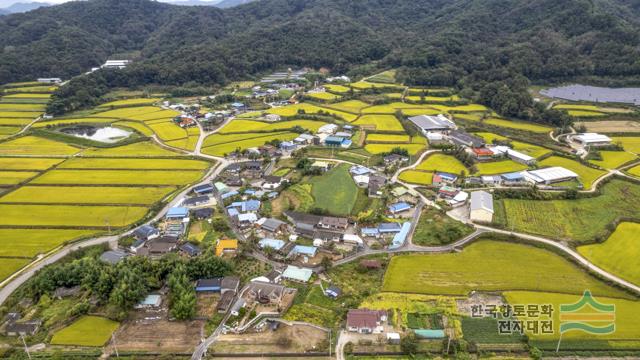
xmin=166 ymin=207 xmax=189 ymax=219
xmin=389 ymin=222 xmax=411 ymax=249
xmin=220 ymin=190 xmax=239 ymax=200
xmin=227 ymin=208 xmax=239 ymax=217
xmin=388 ymin=202 xmax=411 ymax=214
xmin=435 ymin=172 xmax=458 ymax=182
xmin=280 ymin=141 xmax=297 ymax=151
xmin=501 ymin=172 xmax=524 ymax=182
xmin=259 ymin=238 xmax=286 ymax=251
xmin=361 ymin=228 xmax=380 ymax=237
xmin=193 ymin=183 xmax=214 ymax=195
xmin=242 ymin=200 xmax=261 ymax=212
xmin=325 ymin=136 xmax=344 ymax=146
xmin=231 ymin=102 xmax=245 ymax=108
xmin=195 ymin=278 xmax=222 ymax=292
xmin=290 ymin=245 xmax=318 ymax=257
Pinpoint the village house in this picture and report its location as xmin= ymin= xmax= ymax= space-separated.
xmin=183 ymin=195 xmax=210 ymax=207
xmin=215 ymin=239 xmax=239 ymax=257
xmin=195 ymin=278 xmax=222 ymax=292
xmin=471 ymin=148 xmax=495 ymax=161
xmin=346 ymin=309 xmax=387 ymax=334
xmin=368 ymin=175 xmax=386 ymax=197
xmin=260 ymin=218 xmax=287 ymax=234
xmin=135 ymin=294 xmax=162 ymax=309
xmin=134 ymin=225 xmax=159 ymax=241
xmin=325 ymin=285 xmax=342 ymax=299
xmin=387 ymin=202 xmax=412 ymax=215
xmin=262 ymin=175 xmax=285 ymax=190
xmin=432 ymin=172 xmax=458 ymax=187
xmin=100 ymin=250 xmax=128 ymax=265
xmin=318 ymin=216 xmax=348 ymax=230
xmin=193 ymin=183 xmax=214 ymax=195
xmin=180 ymin=243 xmax=201 ymax=257
xmin=244 ymin=281 xmax=291 ymax=307
xmin=383 ymin=153 xmax=409 ymax=165
xmin=281 ymin=265 xmax=314 ymax=283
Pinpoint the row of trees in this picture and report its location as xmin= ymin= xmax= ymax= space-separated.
xmin=26 ymin=248 xmax=232 ymax=320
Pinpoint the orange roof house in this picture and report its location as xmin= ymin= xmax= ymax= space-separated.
xmin=215 ymin=239 xmax=238 ymax=257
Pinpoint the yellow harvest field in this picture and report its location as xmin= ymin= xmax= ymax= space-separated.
xmin=366 ymin=134 xmax=410 ymax=143
xmin=266 ymin=103 xmax=357 ymax=121
xmin=98 ymin=98 xmax=161 ymax=107
xmin=58 ymin=157 xmax=210 ymax=170
xmin=398 ymin=170 xmax=432 ymax=185
xmin=364 ymin=143 xmax=425 ymax=155
xmin=0 ymin=171 xmax=39 ymax=185
xmin=0 ymin=204 xmax=148 ymax=227
xmin=416 ymin=153 xmax=468 ymax=175
xmin=219 ymin=119 xmax=328 ymax=134
xmin=353 ymin=114 xmax=404 ymax=131
xmin=0 ymin=136 xmax=80 ymax=156
xmin=30 ymin=169 xmax=204 ymax=186
xmin=0 ymin=186 xmax=176 ymax=205
xmin=0 ymin=229 xmax=100 ymax=257
xmin=0 ymin=157 xmax=63 ymax=170
xmin=81 ymin=141 xmax=185 ymax=157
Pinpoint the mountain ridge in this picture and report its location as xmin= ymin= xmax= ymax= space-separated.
xmin=0 ymin=0 xmax=639 ymax=87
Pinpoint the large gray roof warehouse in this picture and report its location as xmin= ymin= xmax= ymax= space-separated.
xmin=408 ymin=114 xmax=456 ymax=133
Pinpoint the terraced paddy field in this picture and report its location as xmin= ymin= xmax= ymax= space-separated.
xmin=483 ymin=118 xmax=553 ymax=133
xmin=0 ymin=136 xmax=80 ymax=156
xmin=0 ymin=103 xmax=46 ymax=111
xmin=398 ymin=170 xmax=432 ymax=185
xmin=0 ymin=157 xmax=65 ymax=170
xmin=0 ymin=229 xmax=100 ymax=257
xmin=0 ymin=204 xmax=148 ymax=227
xmin=350 ymin=81 xmax=404 ymax=90
xmin=325 ymin=100 xmax=370 ymax=113
xmin=353 ymin=114 xmax=404 ymax=131
xmin=495 ymin=179 xmax=640 ymax=242
xmin=51 ymin=316 xmax=120 ymax=347
xmin=538 ymin=156 xmax=606 ymax=189
xmin=0 ymin=111 xmax=44 ymax=118
xmin=504 ymin=291 xmax=640 ymax=343
xmin=415 ymin=153 xmax=468 ymax=175
xmin=0 ymin=118 xmax=33 ymax=126
xmin=309 ymin=164 xmax=358 ymax=216
xmin=201 ymin=132 xmax=298 ymax=156
xmin=475 ymin=160 xmax=528 ymax=175
xmin=81 ymin=141 xmax=186 ymax=157
xmin=364 ymin=143 xmax=425 ymax=155
xmin=382 ymin=240 xmax=627 ymax=298
xmin=266 ymin=103 xmax=357 ymax=121
xmin=0 ymin=186 xmax=176 ymax=205
xmin=323 ymin=84 xmax=350 ymax=94
xmin=306 ymin=92 xmax=342 ymax=101
xmin=613 ymin=136 xmax=640 ymax=154
xmin=98 ymin=98 xmax=160 ymax=108
xmin=58 ymin=157 xmax=209 ymax=170
xmin=406 ymin=95 xmax=461 ymax=103
xmin=577 ymin=222 xmax=640 ymax=285
xmin=365 ymin=134 xmax=411 ymax=143
xmin=115 ymin=121 xmax=154 ymax=136
xmin=0 ymin=171 xmax=39 ymax=185
xmin=218 ymin=119 xmax=328 ymax=133
xmin=91 ymin=106 xmax=165 ymax=119
xmin=32 ymin=117 xmax=120 ymax=128
xmin=474 ymin=132 xmax=552 ymax=158
xmin=31 ymin=169 xmax=204 ymax=185
xmin=2 ymin=93 xmax=52 ymax=99
xmin=589 ymin=151 xmax=637 ymax=169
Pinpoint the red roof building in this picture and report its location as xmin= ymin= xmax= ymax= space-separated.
xmin=346 ymin=309 xmax=387 ymax=334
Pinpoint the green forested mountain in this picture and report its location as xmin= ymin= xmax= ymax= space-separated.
xmin=1 ymin=0 xmax=639 ymax=120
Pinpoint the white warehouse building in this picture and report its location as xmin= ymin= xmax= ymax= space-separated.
xmin=523 ymin=167 xmax=579 ymax=185
xmin=572 ymin=133 xmax=612 ymax=147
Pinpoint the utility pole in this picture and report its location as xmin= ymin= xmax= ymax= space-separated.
xmin=20 ymin=334 xmax=31 ymax=360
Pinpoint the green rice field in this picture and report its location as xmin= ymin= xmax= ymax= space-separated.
xmin=577 ymin=222 xmax=640 ymax=285
xmin=51 ymin=316 xmax=120 ymax=347
xmin=613 ymin=136 xmax=640 ymax=154
xmin=589 ymin=151 xmax=637 ymax=169
xmin=495 ymin=179 xmax=640 ymax=242
xmin=382 ymin=240 xmax=626 ymax=297
xmin=309 ymin=164 xmax=358 ymax=216
xmin=504 ymin=291 xmax=640 ymax=341
xmin=0 ymin=258 xmax=31 ymax=282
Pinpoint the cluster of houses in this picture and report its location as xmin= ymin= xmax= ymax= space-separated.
xmin=278 ymin=123 xmax=354 ymax=152
xmin=349 ymin=165 xmax=387 ymax=197
xmin=1 ymin=313 xmax=41 ymax=337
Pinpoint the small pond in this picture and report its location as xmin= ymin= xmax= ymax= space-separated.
xmin=60 ymin=125 xmax=132 ymax=143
